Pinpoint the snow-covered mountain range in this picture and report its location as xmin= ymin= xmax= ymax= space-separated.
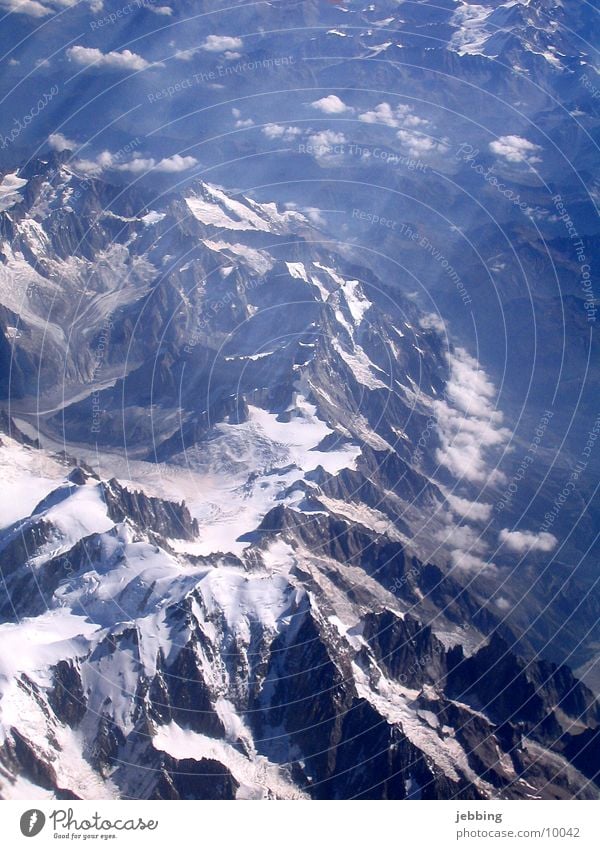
xmin=0 ymin=157 xmax=599 ymax=800
xmin=0 ymin=0 xmax=599 ymax=800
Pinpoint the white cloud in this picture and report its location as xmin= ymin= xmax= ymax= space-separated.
xmin=48 ymin=132 xmax=76 ymax=152
xmin=444 ymin=492 xmax=492 ymax=522
xmin=115 ymin=157 xmax=156 ymax=174
xmin=0 ymin=0 xmax=78 ymax=12
xmin=437 ymin=523 xmax=488 ymax=555
xmin=67 ymin=46 xmax=157 ymax=72
xmin=397 ymin=129 xmax=447 ymax=158
xmin=499 ymin=529 xmax=558 ymax=553
xmin=201 ymin=35 xmax=243 ymax=53
xmin=96 ymin=150 xmax=116 ymax=168
xmin=489 ymin=135 xmax=541 ymax=164
xmin=450 ymin=550 xmax=495 ymax=573
xmin=150 ymin=4 xmax=172 ymax=14
xmin=311 ymin=95 xmax=351 ymax=114
xmin=175 ymin=49 xmax=198 ymax=62
xmin=0 ymin=0 xmax=52 ymax=17
xmin=419 ymin=313 xmax=446 ymax=334
xmin=232 ymin=108 xmax=254 ymax=128
xmin=359 ymin=102 xmax=427 ymax=129
xmin=307 ymin=129 xmax=346 ymax=159
xmin=262 ymin=123 xmax=302 ymax=141
xmin=74 ymin=150 xmax=197 ymax=175
xmin=436 ymin=494 xmax=494 ymax=574
xmin=116 ymin=154 xmax=198 ymax=173
xmin=434 ymin=347 xmax=511 ymax=485
xmin=154 ymin=154 xmax=198 ymax=173
xmin=73 ymin=149 xmax=119 ymax=175
xmin=495 ymin=596 xmax=511 ymax=611
xmin=402 ymin=114 xmax=427 ymax=129
xmin=72 ymin=158 xmax=102 ymax=175
xmin=303 ymin=206 xmax=326 ymax=227
xmin=360 ymin=102 xmax=397 ymax=127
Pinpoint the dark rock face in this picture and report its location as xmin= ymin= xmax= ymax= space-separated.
xmin=0 ymin=525 xmax=105 ymax=621
xmin=163 ymin=642 xmax=226 ymax=739
xmin=100 ymin=479 xmax=199 ymax=541
xmin=362 ymin=611 xmax=447 ymax=689
xmin=445 ymin=633 xmax=600 ymax=787
xmin=152 ymin=757 xmax=239 ymax=800
xmin=0 ymin=519 xmax=59 ymax=619
xmin=87 ymin=716 xmax=126 ymax=777
xmin=447 ymin=633 xmax=600 ymax=735
xmin=48 ymin=661 xmax=86 ymax=728
xmin=564 ymin=728 xmax=600 ymax=784
xmin=4 ymin=729 xmax=65 ymax=794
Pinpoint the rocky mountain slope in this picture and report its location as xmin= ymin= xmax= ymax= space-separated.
xmin=0 ymin=161 xmax=598 ymax=799
xmin=0 ymin=417 xmax=598 ymax=799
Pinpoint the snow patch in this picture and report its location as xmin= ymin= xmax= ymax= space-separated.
xmin=450 ymin=4 xmax=495 ymax=57
xmin=0 ymin=437 xmax=67 ymax=529
xmin=0 ymin=173 xmax=27 ymax=212
xmin=140 ymin=211 xmax=165 ymax=226
xmin=153 ymin=722 xmax=306 ymax=799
